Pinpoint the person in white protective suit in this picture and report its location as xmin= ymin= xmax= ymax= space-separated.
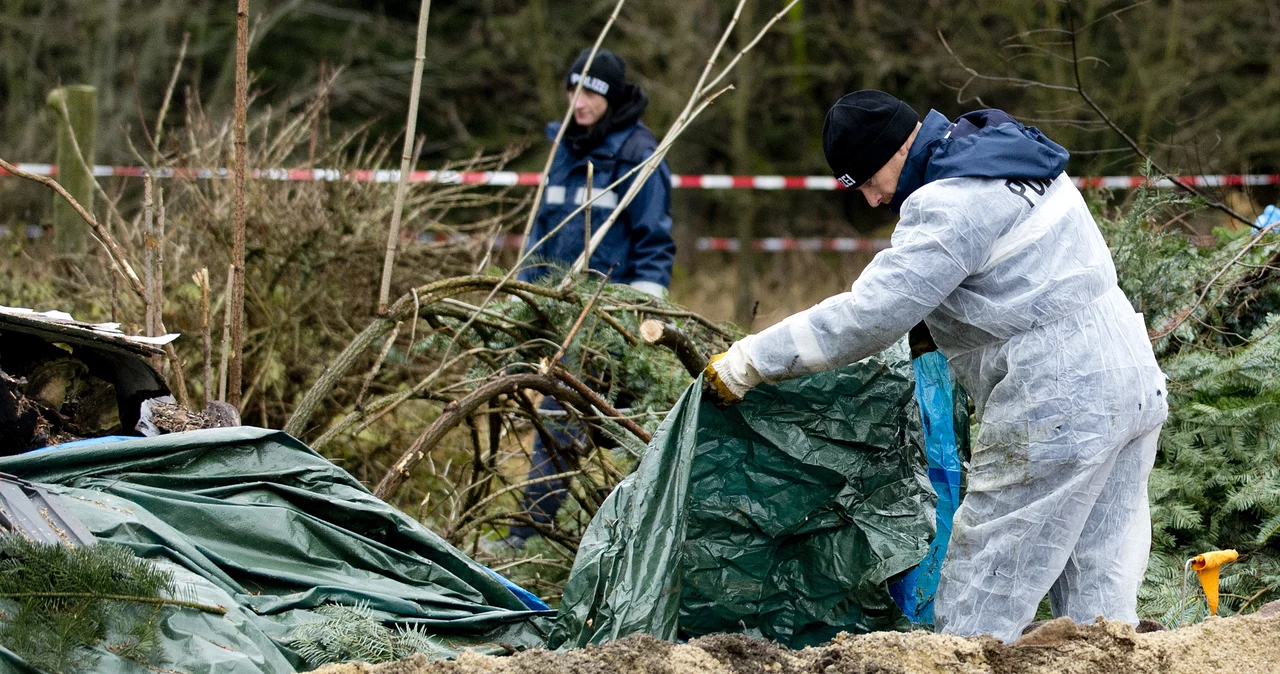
xmin=702 ymin=90 xmax=1168 ymax=643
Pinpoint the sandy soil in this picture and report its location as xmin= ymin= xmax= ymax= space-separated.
xmin=308 ymin=610 xmax=1280 ymax=674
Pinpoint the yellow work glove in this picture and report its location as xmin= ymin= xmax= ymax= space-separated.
xmin=701 ymin=341 xmax=762 ymax=408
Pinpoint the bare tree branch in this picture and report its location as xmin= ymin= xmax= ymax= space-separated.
xmin=373 ymin=373 xmax=595 ymax=499
xmin=1061 ymin=1 xmax=1251 ymax=226
xmin=378 ymin=0 xmax=433 ymax=315
xmin=569 ymin=0 xmax=801 ymax=274
xmin=153 ymin=32 xmax=190 ymax=155
xmin=0 ymin=162 xmax=141 ymax=295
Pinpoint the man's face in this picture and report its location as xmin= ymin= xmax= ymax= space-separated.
xmin=857 ymin=145 xmax=909 ymax=208
xmin=569 ymin=89 xmax=608 ymax=128
xmin=854 ymin=123 xmax=920 ymax=208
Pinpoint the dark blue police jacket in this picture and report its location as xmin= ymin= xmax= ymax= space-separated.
xmin=889 ymin=108 xmax=1070 ymax=212
xmin=518 ymin=121 xmax=675 ymax=287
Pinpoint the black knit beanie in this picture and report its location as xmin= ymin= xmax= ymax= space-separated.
xmin=566 ymin=48 xmax=628 ymax=106
xmin=822 ymin=90 xmax=919 ymax=188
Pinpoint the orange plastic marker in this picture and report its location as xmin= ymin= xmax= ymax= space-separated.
xmin=1191 ymin=549 xmax=1239 ymax=615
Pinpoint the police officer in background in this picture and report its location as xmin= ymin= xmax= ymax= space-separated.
xmin=518 ymin=47 xmax=675 ymax=295
xmin=507 ymin=47 xmax=675 ymax=547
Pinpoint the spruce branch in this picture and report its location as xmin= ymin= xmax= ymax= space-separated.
xmin=0 ymin=593 xmax=226 ymax=616
xmin=289 ymin=602 xmax=445 ymax=667
xmin=0 ymin=538 xmax=193 ymax=673
xmin=1149 ymin=219 xmax=1280 ymax=340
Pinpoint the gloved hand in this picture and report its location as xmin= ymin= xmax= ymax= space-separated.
xmin=1255 ymin=204 xmax=1280 ymax=232
xmin=701 ymin=340 xmax=762 ymax=408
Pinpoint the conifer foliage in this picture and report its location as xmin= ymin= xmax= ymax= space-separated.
xmin=1100 ymin=183 xmax=1280 ymax=621
xmin=0 ymin=537 xmax=175 ymax=673
xmin=289 ymin=603 xmax=445 ymax=667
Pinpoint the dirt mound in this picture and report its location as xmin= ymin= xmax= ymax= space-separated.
xmin=307 ymin=613 xmax=1280 ymax=674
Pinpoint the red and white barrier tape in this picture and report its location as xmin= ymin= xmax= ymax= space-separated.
xmin=3 ymin=163 xmax=1278 ymax=191
xmin=417 ymin=231 xmax=891 ymax=253
xmin=694 ymin=237 xmax=890 ymax=252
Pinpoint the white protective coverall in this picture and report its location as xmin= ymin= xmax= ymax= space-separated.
xmin=725 ymin=172 xmax=1167 ymax=642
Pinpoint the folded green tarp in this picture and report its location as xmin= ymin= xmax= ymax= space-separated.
xmin=0 ymin=427 xmax=553 ymax=674
xmin=550 ymin=340 xmax=937 ymax=649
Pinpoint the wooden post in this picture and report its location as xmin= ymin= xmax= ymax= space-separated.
xmin=143 ymin=175 xmax=155 ymax=337
xmin=46 ymin=85 xmax=97 ymax=254
xmin=229 ymin=0 xmax=248 ymax=407
xmin=218 ymin=263 xmax=234 ymax=403
xmin=194 ymin=268 xmax=213 ymax=409
xmin=731 ymin=1 xmax=759 ymax=330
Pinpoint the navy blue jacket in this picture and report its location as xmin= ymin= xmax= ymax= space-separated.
xmin=890 ymin=109 xmax=1070 ymax=212
xmin=519 ymin=121 xmax=675 ymax=287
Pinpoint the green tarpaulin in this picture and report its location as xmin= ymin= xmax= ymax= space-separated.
xmin=0 ymin=427 xmax=552 ymax=674
xmin=551 ymin=340 xmax=937 ymax=649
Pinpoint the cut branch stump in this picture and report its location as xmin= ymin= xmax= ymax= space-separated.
xmin=640 ymin=319 xmax=707 ymax=377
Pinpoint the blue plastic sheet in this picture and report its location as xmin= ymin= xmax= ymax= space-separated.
xmin=889 ymin=351 xmax=965 ymax=624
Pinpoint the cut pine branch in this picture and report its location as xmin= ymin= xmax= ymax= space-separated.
xmin=1148 ymin=217 xmax=1280 ymax=341
xmin=640 ymin=319 xmax=707 ymax=377
xmin=0 ymin=592 xmax=227 ymax=616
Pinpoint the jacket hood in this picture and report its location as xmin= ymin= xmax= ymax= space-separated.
xmin=889 ymin=109 xmax=1070 ymax=212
